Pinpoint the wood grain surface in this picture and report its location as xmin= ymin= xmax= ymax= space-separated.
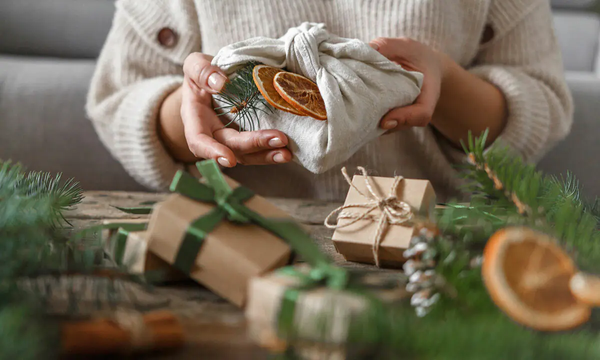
xmin=64 ymin=191 xmax=385 ymax=359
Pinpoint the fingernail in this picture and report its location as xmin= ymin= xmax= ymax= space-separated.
xmin=208 ymin=73 xmax=227 ymax=92
xmin=273 ymin=152 xmax=286 ymax=163
xmin=383 ymin=120 xmax=398 ymax=130
xmin=369 ymin=42 xmax=379 ymax=50
xmin=217 ymin=157 xmax=231 ymax=167
xmin=268 ymin=137 xmax=285 ymax=148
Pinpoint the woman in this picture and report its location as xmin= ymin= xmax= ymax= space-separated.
xmin=86 ymin=0 xmax=572 ymax=201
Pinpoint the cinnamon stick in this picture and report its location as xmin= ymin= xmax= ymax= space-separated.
xmin=61 ymin=310 xmax=185 ymax=355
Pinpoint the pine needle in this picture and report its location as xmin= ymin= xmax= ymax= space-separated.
xmin=281 ymin=130 xmax=600 ymax=359
xmin=0 ymin=160 xmax=157 ymax=358
xmin=213 ymin=62 xmax=274 ymax=131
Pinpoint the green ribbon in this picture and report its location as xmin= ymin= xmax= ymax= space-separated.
xmin=76 ymin=221 xmax=148 ymax=265
xmin=169 ymin=160 xmax=387 ymax=342
xmin=274 ymin=265 xmax=404 ymax=339
xmin=110 ymin=223 xmax=148 ymax=265
xmin=112 ymin=206 xmax=153 ymax=215
xmin=276 ymin=264 xmax=349 ymax=338
xmin=169 ymin=160 xmax=333 ymax=275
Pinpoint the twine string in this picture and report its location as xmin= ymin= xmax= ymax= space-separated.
xmin=325 ymin=167 xmax=413 ymax=267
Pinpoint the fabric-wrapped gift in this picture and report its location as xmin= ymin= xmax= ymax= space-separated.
xmin=245 ymin=264 xmax=408 ymax=354
xmin=327 ymin=167 xmax=436 ymax=268
xmin=146 ymin=160 xmax=321 ymax=307
xmin=102 ymin=220 xmax=184 ymax=281
xmin=212 ymin=22 xmax=423 ymax=174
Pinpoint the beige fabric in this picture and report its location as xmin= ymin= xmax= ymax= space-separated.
xmin=86 ymin=0 xmax=573 ymax=202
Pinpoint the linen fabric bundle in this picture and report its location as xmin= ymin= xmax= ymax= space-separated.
xmin=212 ymin=22 xmax=423 ymax=174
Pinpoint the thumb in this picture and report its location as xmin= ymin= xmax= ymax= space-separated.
xmin=181 ymin=78 xmax=237 ymax=167
xmin=381 ymin=71 xmax=440 ymax=130
xmin=380 ymin=103 xmax=432 ymax=130
xmin=183 ymin=52 xmax=228 ymax=94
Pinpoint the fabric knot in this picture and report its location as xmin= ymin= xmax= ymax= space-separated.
xmin=325 ymin=167 xmax=413 ymax=267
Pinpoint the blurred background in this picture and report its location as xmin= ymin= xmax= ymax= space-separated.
xmin=0 ymin=0 xmax=598 ymax=198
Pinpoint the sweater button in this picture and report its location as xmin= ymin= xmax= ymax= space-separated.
xmin=480 ymin=25 xmax=494 ymax=44
xmin=158 ymin=27 xmax=178 ymax=48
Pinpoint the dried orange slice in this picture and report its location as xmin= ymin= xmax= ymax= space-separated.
xmin=252 ymin=65 xmax=307 ymax=116
xmin=482 ymin=227 xmax=591 ymax=331
xmin=273 ymin=72 xmax=327 ymax=121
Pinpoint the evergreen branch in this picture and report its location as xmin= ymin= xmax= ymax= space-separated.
xmin=452 ymin=130 xmax=600 ymax=270
xmin=0 ymin=160 xmax=83 ymax=228
xmin=213 ymin=62 xmax=274 ymax=131
xmin=0 ymin=160 xmax=160 ymax=358
xmin=0 ymin=304 xmax=59 ymax=360
xmin=301 ymin=131 xmax=600 ymax=359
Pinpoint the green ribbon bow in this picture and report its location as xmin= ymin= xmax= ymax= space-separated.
xmin=172 ymin=160 xmax=410 ymax=346
xmin=76 ymin=221 xmax=149 ymax=265
xmin=170 ymin=160 xmax=336 ymax=275
xmin=110 ymin=222 xmax=148 ymax=265
xmin=276 ymin=264 xmax=349 ymax=338
xmin=168 ymin=160 xmax=365 ymax=340
xmin=170 ymin=160 xmax=407 ymax=343
xmin=274 ymin=265 xmax=406 ymax=339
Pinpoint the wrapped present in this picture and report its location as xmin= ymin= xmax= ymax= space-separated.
xmin=147 ymin=160 xmax=325 ymax=307
xmin=326 ymin=167 xmax=436 ymax=268
xmin=245 ymin=264 xmax=408 ymax=353
xmin=102 ymin=220 xmax=184 ymax=281
xmin=212 ymin=22 xmax=423 ymax=174
xmin=102 ymin=219 xmax=147 ymax=263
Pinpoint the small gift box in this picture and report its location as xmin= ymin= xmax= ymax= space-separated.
xmin=245 ymin=265 xmax=408 ymax=350
xmin=147 ymin=160 xmax=305 ymax=307
xmin=328 ymin=167 xmax=436 ymax=268
xmin=102 ymin=220 xmax=184 ymax=281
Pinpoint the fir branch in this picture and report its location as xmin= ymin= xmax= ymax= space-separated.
xmin=213 ymin=62 xmax=274 ymax=131
xmin=0 ymin=161 xmax=150 ymax=357
xmin=548 ymin=172 xmax=600 ymax=223
xmin=452 ymin=130 xmax=600 ymax=270
xmin=0 ymin=304 xmax=59 ymax=360
xmin=0 ymin=160 xmax=83 ymax=228
xmin=333 ymin=131 xmax=600 ymax=359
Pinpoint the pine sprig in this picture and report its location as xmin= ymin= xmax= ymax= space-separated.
xmin=0 ymin=304 xmax=59 ymax=360
xmin=446 ymin=130 xmax=600 ymax=270
xmin=0 ymin=160 xmax=158 ymax=359
xmin=0 ymin=161 xmax=83 ymax=228
xmin=279 ymin=127 xmax=600 ymax=359
xmin=214 ymin=62 xmax=274 ymax=131
xmin=291 ymin=131 xmax=600 ymax=359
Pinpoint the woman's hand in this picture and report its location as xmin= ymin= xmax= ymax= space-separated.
xmin=369 ymin=37 xmax=449 ymax=133
xmin=368 ymin=37 xmax=507 ymax=147
xmin=159 ymin=53 xmax=293 ymax=167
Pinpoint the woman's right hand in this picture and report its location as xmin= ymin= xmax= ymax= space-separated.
xmin=180 ymin=53 xmax=292 ymax=167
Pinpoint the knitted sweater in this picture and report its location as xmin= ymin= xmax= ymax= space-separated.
xmin=86 ymin=0 xmax=573 ymax=202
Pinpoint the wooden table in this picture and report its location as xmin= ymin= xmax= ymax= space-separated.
xmin=64 ymin=191 xmax=381 ymax=359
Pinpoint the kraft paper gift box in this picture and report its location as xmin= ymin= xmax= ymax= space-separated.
xmin=245 ymin=265 xmax=407 ymax=353
xmin=146 ymin=160 xmax=295 ymax=307
xmin=330 ymin=169 xmax=436 ymax=268
xmin=102 ymin=220 xmax=184 ymax=281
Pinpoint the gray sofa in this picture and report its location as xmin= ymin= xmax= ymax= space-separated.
xmin=1 ymin=0 xmax=599 ymax=197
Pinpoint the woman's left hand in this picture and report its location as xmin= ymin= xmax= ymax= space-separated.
xmin=369 ymin=37 xmax=450 ymax=133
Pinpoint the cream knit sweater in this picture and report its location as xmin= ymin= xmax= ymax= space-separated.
xmin=86 ymin=0 xmax=573 ymax=202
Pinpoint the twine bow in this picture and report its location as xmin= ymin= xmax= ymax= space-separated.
xmin=325 ymin=167 xmax=413 ymax=267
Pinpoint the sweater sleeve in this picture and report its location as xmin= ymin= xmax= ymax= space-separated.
xmin=467 ymin=0 xmax=573 ymax=163
xmin=86 ymin=0 xmax=201 ymax=190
